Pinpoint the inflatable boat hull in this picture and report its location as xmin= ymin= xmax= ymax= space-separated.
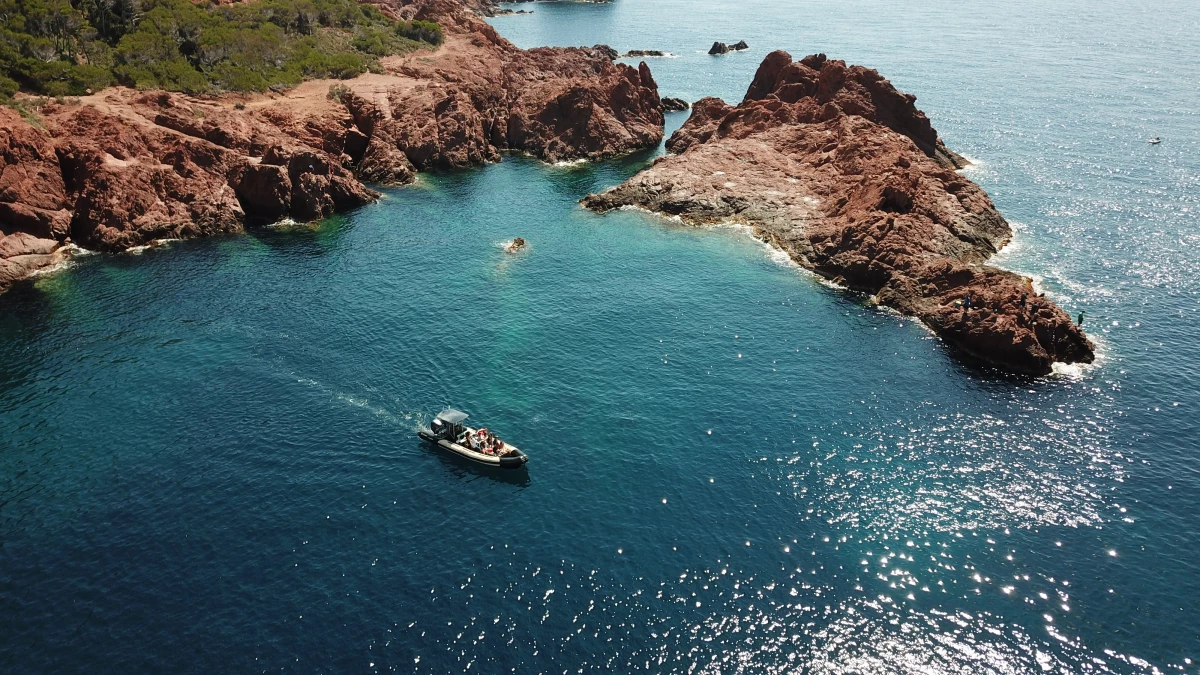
xmin=418 ymin=430 xmax=529 ymax=469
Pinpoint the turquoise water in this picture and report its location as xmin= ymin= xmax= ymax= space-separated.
xmin=3 ymin=0 xmax=1200 ymax=672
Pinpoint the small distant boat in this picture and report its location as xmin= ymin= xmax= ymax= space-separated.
xmin=418 ymin=409 xmax=528 ymax=469
xmin=1149 ymin=137 xmax=1162 ymax=144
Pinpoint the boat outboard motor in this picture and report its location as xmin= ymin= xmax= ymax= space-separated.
xmin=430 ymin=418 xmax=446 ymax=439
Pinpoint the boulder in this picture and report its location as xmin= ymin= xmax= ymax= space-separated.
xmin=661 ymin=97 xmax=690 ymax=112
xmin=0 ymin=232 xmax=67 ymax=293
xmin=708 ymin=42 xmax=730 ymax=55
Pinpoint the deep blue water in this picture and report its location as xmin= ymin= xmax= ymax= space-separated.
xmin=3 ymin=0 xmax=1200 ymax=672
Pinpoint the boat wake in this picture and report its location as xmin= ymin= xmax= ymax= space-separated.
xmin=294 ymin=375 xmax=426 ymax=431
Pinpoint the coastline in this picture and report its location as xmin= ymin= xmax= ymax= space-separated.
xmin=0 ymin=0 xmax=663 ymax=295
xmin=584 ymin=51 xmax=1094 ymax=375
xmin=2 ymin=2 xmax=1094 ymax=376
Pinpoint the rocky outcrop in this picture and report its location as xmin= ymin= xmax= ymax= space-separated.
xmin=0 ymin=107 xmax=73 ymax=290
xmin=584 ymin=50 xmax=1093 ymax=375
xmin=709 ymin=40 xmax=748 ymax=55
xmin=662 ymin=97 xmax=690 ymax=112
xmin=0 ymin=0 xmax=663 ymax=294
xmin=377 ymin=0 xmax=663 ymax=166
xmin=0 ymin=108 xmax=72 ymax=241
xmin=0 ymin=231 xmax=68 ymax=292
xmin=46 ymin=93 xmax=377 ymax=252
xmin=625 ymin=50 xmax=667 ymax=58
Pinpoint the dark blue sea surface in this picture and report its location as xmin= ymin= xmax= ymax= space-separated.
xmin=3 ymin=0 xmax=1199 ymax=672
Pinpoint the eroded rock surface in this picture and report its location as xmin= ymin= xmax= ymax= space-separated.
xmin=0 ymin=0 xmax=663 ymax=293
xmin=662 ymin=97 xmax=690 ymax=112
xmin=584 ymin=50 xmax=1093 ymax=375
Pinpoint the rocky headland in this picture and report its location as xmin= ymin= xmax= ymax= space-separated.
xmin=584 ymin=51 xmax=1093 ymax=375
xmin=0 ymin=0 xmax=662 ymax=293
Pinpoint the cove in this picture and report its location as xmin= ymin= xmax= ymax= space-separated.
xmin=3 ymin=0 xmax=1200 ymax=672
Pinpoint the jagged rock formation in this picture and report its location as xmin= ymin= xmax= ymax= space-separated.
xmin=708 ymin=40 xmax=748 ymax=55
xmin=584 ymin=51 xmax=1093 ymax=375
xmin=0 ymin=0 xmax=663 ymax=293
xmin=662 ymin=97 xmax=690 ymax=112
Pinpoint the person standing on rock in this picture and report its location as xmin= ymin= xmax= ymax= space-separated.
xmin=1077 ymin=310 xmax=1085 ymax=327
xmin=963 ymin=294 xmax=972 ymax=310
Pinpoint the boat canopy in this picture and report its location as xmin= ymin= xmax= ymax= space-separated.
xmin=436 ymin=409 xmax=469 ymax=424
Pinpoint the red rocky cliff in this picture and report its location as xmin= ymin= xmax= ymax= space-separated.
xmin=0 ymin=0 xmax=662 ymax=293
xmin=585 ymin=50 xmax=1093 ymax=375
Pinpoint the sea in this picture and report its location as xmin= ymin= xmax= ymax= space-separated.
xmin=2 ymin=0 xmax=1198 ymax=672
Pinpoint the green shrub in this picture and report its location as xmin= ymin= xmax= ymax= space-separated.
xmin=327 ymin=82 xmax=351 ymax=103
xmin=397 ymin=20 xmax=443 ymax=46
xmin=0 ymin=0 xmax=444 ymax=96
xmin=0 ymin=73 xmax=18 ymax=98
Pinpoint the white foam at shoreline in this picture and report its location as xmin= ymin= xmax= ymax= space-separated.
xmin=612 ymin=204 xmax=1102 ymax=378
xmin=27 ymin=243 xmax=94 ymax=280
xmin=956 ymin=154 xmax=985 ymax=173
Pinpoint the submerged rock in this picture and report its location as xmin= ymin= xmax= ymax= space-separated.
xmin=625 ymin=49 xmax=667 ymax=57
xmin=505 ymin=237 xmax=527 ymax=252
xmin=584 ymin=50 xmax=1093 ymax=375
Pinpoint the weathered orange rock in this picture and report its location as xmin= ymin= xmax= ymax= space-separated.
xmin=360 ymin=0 xmax=663 ymax=167
xmin=0 ymin=108 xmax=72 ymax=241
xmin=0 ymin=231 xmax=67 ymax=292
xmin=585 ymin=50 xmax=1093 ymax=375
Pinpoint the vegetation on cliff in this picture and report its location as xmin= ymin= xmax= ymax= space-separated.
xmin=0 ymin=0 xmax=443 ymax=98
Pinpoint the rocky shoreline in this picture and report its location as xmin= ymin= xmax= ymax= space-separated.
xmin=584 ymin=51 xmax=1093 ymax=375
xmin=0 ymin=0 xmax=661 ymax=293
xmin=1 ymin=6 xmax=1095 ymax=376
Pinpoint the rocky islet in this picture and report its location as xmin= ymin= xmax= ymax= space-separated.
xmin=708 ymin=40 xmax=749 ymax=55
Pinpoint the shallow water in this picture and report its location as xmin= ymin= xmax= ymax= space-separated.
xmin=2 ymin=0 xmax=1199 ymax=672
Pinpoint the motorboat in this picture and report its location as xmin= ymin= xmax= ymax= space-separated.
xmin=418 ymin=409 xmax=528 ymax=469
xmin=1149 ymin=137 xmax=1162 ymax=144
